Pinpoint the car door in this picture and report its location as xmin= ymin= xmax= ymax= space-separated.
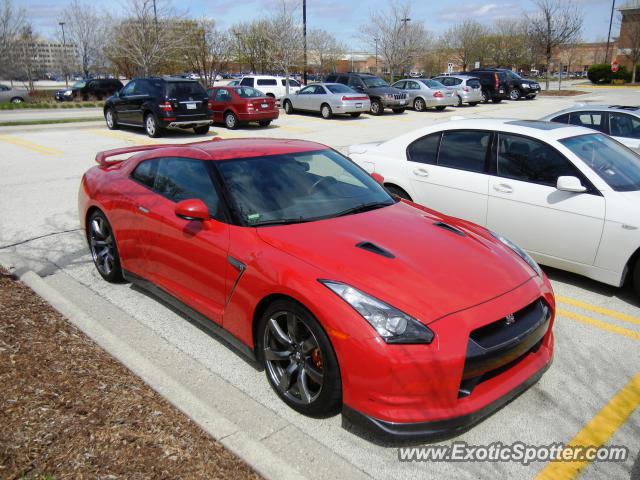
xmin=405 ymin=129 xmax=491 ymax=225
xmin=608 ymin=111 xmax=640 ymax=150
xmin=147 ymin=157 xmax=230 ymax=324
xmin=0 ymin=85 xmax=9 ymax=102
xmin=115 ymin=80 xmax=138 ymax=124
xmin=311 ymin=85 xmax=330 ymax=112
xmin=210 ymin=88 xmax=232 ymax=123
xmin=486 ymin=132 xmax=605 ymax=265
xmin=294 ymin=85 xmax=315 ymax=110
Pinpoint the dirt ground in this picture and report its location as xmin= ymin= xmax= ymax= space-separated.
xmin=0 ymin=269 xmax=262 ymax=480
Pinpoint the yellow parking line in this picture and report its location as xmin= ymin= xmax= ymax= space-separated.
xmin=557 ymin=296 xmax=640 ymax=327
xmin=89 ymin=129 xmax=159 ymax=145
xmin=277 ymin=124 xmax=315 ymax=133
xmin=558 ymin=308 xmax=640 ymax=341
xmin=0 ymin=135 xmax=63 ymax=155
xmin=536 ymin=373 xmax=640 ymax=480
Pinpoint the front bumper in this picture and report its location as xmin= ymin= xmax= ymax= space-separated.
xmin=381 ymin=97 xmax=408 ymax=108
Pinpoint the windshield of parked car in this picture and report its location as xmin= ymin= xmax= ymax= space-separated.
xmin=233 ymin=87 xmax=264 ymax=98
xmin=419 ymin=79 xmax=444 ymax=89
xmin=326 ymin=84 xmax=355 ymax=94
xmin=216 ymin=149 xmax=395 ymax=226
xmin=362 ymin=76 xmax=388 ymax=88
xmin=165 ymin=81 xmax=207 ymax=98
xmin=72 ymin=81 xmax=86 ymax=88
xmin=560 ymin=133 xmax=640 ymax=191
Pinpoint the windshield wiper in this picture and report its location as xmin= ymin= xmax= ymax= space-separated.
xmin=251 ymin=217 xmax=309 ymax=227
xmin=333 ymin=201 xmax=393 ymax=218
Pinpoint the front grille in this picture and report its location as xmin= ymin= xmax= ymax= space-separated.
xmin=458 ymin=298 xmax=551 ymax=397
xmin=392 ymin=93 xmax=406 ymax=100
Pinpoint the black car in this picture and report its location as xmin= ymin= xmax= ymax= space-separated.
xmin=103 ymin=77 xmax=212 ymax=138
xmin=469 ymin=68 xmax=540 ymax=102
xmin=55 ymin=78 xmax=124 ymax=102
xmin=324 ymin=72 xmax=408 ymax=115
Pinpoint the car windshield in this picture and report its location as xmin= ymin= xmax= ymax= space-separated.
xmin=72 ymin=81 xmax=86 ymax=88
xmin=560 ymin=133 xmax=640 ymax=191
xmin=326 ymin=84 xmax=355 ymax=94
xmin=419 ymin=79 xmax=444 ymax=89
xmin=234 ymin=87 xmax=264 ymax=98
xmin=216 ymin=149 xmax=395 ymax=226
xmin=362 ymin=76 xmax=388 ymax=88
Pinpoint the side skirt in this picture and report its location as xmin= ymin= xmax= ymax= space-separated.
xmin=123 ymin=269 xmax=258 ymax=365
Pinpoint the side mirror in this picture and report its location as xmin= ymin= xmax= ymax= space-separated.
xmin=371 ymin=172 xmax=385 ymax=185
xmin=556 ymin=176 xmax=586 ymax=193
xmin=175 ymin=199 xmax=210 ymax=221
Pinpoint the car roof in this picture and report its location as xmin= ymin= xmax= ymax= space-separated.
xmin=545 ymin=104 xmax=640 ymax=115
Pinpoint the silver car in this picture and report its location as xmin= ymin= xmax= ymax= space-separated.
xmin=390 ymin=78 xmax=457 ymax=111
xmin=282 ymin=83 xmax=371 ymax=119
xmin=541 ymin=105 xmax=640 ymax=150
xmin=0 ymin=84 xmax=29 ymax=103
xmin=431 ymin=75 xmax=483 ymax=106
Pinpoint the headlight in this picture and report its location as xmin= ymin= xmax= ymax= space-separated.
xmin=320 ymin=280 xmax=434 ymax=344
xmin=64 ymin=90 xmax=72 ymax=95
xmin=490 ymin=231 xmax=542 ymax=277
xmin=521 ymin=83 xmax=530 ymax=88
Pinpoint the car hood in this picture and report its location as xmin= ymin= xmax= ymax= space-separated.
xmin=257 ymin=202 xmax=534 ymax=324
xmin=366 ymin=86 xmax=404 ymax=95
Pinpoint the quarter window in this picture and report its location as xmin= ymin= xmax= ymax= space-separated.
xmin=569 ymin=112 xmax=606 ymax=132
xmin=551 ymin=113 xmax=570 ymax=124
xmin=131 ymin=159 xmax=158 ymax=188
xmin=609 ymin=112 xmax=640 ymax=139
xmin=240 ymin=77 xmax=254 ymax=87
xmin=407 ymin=133 xmax=441 ymax=165
xmin=121 ymin=81 xmax=136 ymax=96
xmin=214 ymin=89 xmax=231 ymax=102
xmin=437 ymin=130 xmax=491 ymax=173
xmin=497 ymin=133 xmax=582 ymax=187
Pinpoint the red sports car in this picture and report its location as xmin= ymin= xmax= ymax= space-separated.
xmin=78 ymin=138 xmax=554 ymax=440
xmin=207 ymin=86 xmax=278 ymax=129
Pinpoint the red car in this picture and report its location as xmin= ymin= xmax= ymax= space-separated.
xmin=207 ymin=86 xmax=278 ymax=129
xmin=78 ymin=138 xmax=555 ymax=440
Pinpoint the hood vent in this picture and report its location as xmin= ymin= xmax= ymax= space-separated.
xmin=355 ymin=241 xmax=395 ymax=259
xmin=433 ymin=221 xmax=466 ymax=237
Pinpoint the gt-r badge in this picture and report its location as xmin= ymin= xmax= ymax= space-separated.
xmin=505 ymin=313 xmax=516 ymax=326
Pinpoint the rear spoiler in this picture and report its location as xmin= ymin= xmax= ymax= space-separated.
xmin=94 ymin=138 xmax=223 ymax=165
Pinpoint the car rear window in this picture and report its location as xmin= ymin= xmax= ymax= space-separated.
xmin=326 ymin=84 xmax=354 ymax=94
xmin=257 ymin=79 xmax=278 ymax=86
xmin=467 ymin=79 xmax=481 ymax=88
xmin=165 ymin=81 xmax=206 ymax=99
xmin=234 ymin=87 xmax=264 ymax=98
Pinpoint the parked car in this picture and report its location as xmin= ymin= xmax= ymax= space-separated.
xmin=541 ymin=105 xmax=640 ymax=150
xmin=226 ymin=79 xmax=241 ymax=87
xmin=324 ymin=72 xmax=408 ymax=115
xmin=502 ymin=69 xmax=541 ymax=100
xmin=55 ymin=78 xmax=124 ymax=101
xmin=0 ymin=85 xmax=29 ymax=103
xmin=206 ymin=85 xmax=278 ymax=129
xmin=79 ymin=138 xmax=555 ymax=440
xmin=348 ymin=119 xmax=640 ymax=295
xmin=282 ymin=83 xmax=370 ymax=119
xmin=390 ymin=78 xmax=457 ymax=111
xmin=431 ymin=75 xmax=483 ymax=106
xmin=103 ymin=77 xmax=211 ymax=137
xmin=239 ymin=75 xmax=302 ymax=99
xmin=466 ymin=68 xmax=511 ymax=103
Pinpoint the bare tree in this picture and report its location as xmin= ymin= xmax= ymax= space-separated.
xmin=440 ymin=19 xmax=490 ymax=71
xmin=184 ymin=18 xmax=231 ymax=87
xmin=526 ymin=0 xmax=583 ymax=89
xmin=14 ymin=24 xmax=38 ymax=90
xmin=308 ymin=29 xmax=344 ymax=75
xmin=0 ymin=0 xmax=26 ymax=81
xmin=230 ymin=20 xmax=272 ymax=74
xmin=360 ymin=2 xmax=430 ymax=81
xmin=59 ymin=0 xmax=107 ymax=77
xmin=266 ymin=0 xmax=303 ymax=95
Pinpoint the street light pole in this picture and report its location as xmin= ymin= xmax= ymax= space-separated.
xmin=401 ymin=17 xmax=411 ymax=78
xmin=374 ymin=37 xmax=379 ymax=73
xmin=59 ymin=21 xmax=68 ymax=87
xmin=605 ymin=0 xmax=616 ymax=64
xmin=303 ymin=0 xmax=307 ymax=85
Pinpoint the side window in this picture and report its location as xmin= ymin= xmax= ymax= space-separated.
xmin=257 ymin=79 xmax=277 ymax=86
xmin=0 ymin=85 xmax=8 ymax=91
xmin=438 ymin=130 xmax=491 ymax=173
xmin=214 ymin=89 xmax=231 ymax=102
xmin=569 ymin=111 xmax=606 ymax=132
xmin=135 ymin=80 xmax=149 ymax=96
xmin=550 ymin=113 xmax=570 ymax=124
xmin=240 ymin=77 xmax=254 ymax=87
xmin=314 ymin=85 xmax=326 ymax=94
xmin=154 ymin=158 xmax=221 ymax=219
xmin=407 ymin=132 xmax=441 ymax=165
xmin=337 ymin=76 xmax=349 ymax=85
xmin=408 ymin=81 xmax=420 ymax=90
xmin=131 ymin=159 xmax=158 ymax=188
xmin=325 ymin=75 xmax=337 ymax=83
xmin=393 ymin=81 xmax=406 ymax=89
xmin=299 ymin=86 xmax=315 ymax=94
xmin=441 ymin=78 xmax=453 ymax=86
xmin=497 ymin=133 xmax=582 ymax=187
xmin=347 ymin=76 xmax=363 ymax=88
xmin=121 ymin=81 xmax=136 ymax=96
xmin=609 ymin=112 xmax=640 ymax=139
xmin=452 ymin=78 xmax=462 ymax=85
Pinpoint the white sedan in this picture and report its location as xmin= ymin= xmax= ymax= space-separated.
xmin=348 ymin=118 xmax=640 ymax=295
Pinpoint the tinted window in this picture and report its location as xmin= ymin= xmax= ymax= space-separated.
xmin=0 ymin=85 xmax=8 ymax=91
xmin=362 ymin=76 xmax=387 ymax=88
xmin=497 ymin=133 xmax=580 ymax=187
xmin=348 ymin=76 xmax=363 ymax=88
xmin=146 ymin=79 xmax=164 ymax=97
xmin=257 ymin=79 xmax=278 ymax=86
xmin=121 ymin=81 xmax=136 ymax=96
xmin=154 ymin=158 xmax=221 ymax=218
xmin=337 ymin=76 xmax=349 ymax=85
xmin=569 ymin=112 xmax=606 ymax=132
xmin=419 ymin=79 xmax=444 ymax=89
xmin=281 ymin=79 xmax=300 ymax=86
xmin=467 ymin=79 xmax=481 ymax=88
xmin=551 ymin=113 xmax=570 ymax=124
xmin=407 ymin=133 xmax=441 ymax=165
xmin=393 ymin=81 xmax=406 ymax=89
xmin=240 ymin=77 xmax=254 ymax=87
xmin=438 ymin=130 xmax=490 ymax=173
xmin=166 ymin=81 xmax=206 ymax=98
xmin=326 ymin=84 xmax=354 ymax=94
xmin=325 ymin=75 xmax=337 ymax=83
xmin=299 ymin=85 xmax=316 ymax=94
xmin=131 ymin=159 xmax=157 ymax=188
xmin=234 ymin=87 xmax=264 ymax=98
xmin=214 ymin=89 xmax=231 ymax=102
xmin=609 ymin=112 xmax=640 ymax=139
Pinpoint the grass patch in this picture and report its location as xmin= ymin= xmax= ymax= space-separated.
xmin=0 ymin=101 xmax=104 ymax=110
xmin=0 ymin=117 xmax=103 ymax=127
xmin=538 ymin=90 xmax=587 ymax=96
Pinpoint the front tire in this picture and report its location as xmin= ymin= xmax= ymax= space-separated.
xmin=633 ymin=257 xmax=640 ymax=299
xmin=144 ymin=113 xmax=162 ymax=137
xmin=87 ymin=210 xmax=123 ymax=283
xmin=10 ymin=97 xmax=24 ymax=104
xmin=321 ymin=103 xmax=333 ymax=119
xmin=258 ymin=300 xmax=342 ymax=416
xmin=105 ymin=108 xmax=119 ymax=130
xmin=283 ymin=100 xmax=294 ymax=114
xmin=456 ymin=95 xmax=463 ymax=107
xmin=392 ymin=107 xmax=405 ymax=114
xmin=193 ymin=125 xmax=210 ymax=134
xmin=509 ymin=88 xmax=521 ymax=101
xmin=370 ymin=98 xmax=383 ymax=116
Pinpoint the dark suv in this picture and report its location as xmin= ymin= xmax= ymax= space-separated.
xmin=55 ymin=78 xmax=123 ymax=101
xmin=324 ymin=72 xmax=408 ymax=115
xmin=469 ymin=68 xmax=540 ymax=102
xmin=103 ymin=77 xmax=212 ymax=137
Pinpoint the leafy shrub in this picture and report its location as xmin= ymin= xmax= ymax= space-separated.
xmin=588 ymin=64 xmax=613 ymax=84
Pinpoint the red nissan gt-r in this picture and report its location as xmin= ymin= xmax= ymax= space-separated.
xmin=78 ymin=138 xmax=555 ymax=440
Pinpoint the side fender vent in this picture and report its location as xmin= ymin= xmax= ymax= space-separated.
xmin=433 ymin=221 xmax=466 ymax=237
xmin=355 ymin=241 xmax=395 ymax=259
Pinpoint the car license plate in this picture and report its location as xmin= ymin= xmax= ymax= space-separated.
xmin=356 ymin=103 xmax=362 ymax=108
xmin=261 ymin=103 xmax=268 ymax=108
xmin=400 ymin=100 xmax=406 ymax=105
xmin=186 ymin=103 xmax=196 ymax=110
xmin=499 ymin=89 xmax=504 ymax=93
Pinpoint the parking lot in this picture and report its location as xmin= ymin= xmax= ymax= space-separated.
xmin=0 ymin=88 xmax=639 ymax=479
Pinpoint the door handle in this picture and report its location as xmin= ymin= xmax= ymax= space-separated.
xmin=413 ymin=168 xmax=429 ymax=177
xmin=493 ymin=183 xmax=513 ymax=194
xmin=137 ymin=205 xmax=150 ymax=214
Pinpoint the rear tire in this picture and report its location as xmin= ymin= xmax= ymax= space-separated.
xmin=10 ymin=97 xmax=24 ymax=104
xmin=144 ymin=113 xmax=162 ymax=137
xmin=349 ymin=112 xmax=361 ymax=118
xmin=413 ymin=97 xmax=426 ymax=112
xmin=385 ymin=184 xmax=412 ymax=201
xmin=435 ymin=106 xmax=446 ymax=111
xmin=105 ymin=108 xmax=119 ymax=130
xmin=283 ymin=100 xmax=294 ymax=114
xmin=87 ymin=210 xmax=124 ymax=283
xmin=224 ymin=111 xmax=238 ymax=129
xmin=258 ymin=120 xmax=271 ymax=127
xmin=509 ymin=88 xmax=521 ymax=101
xmin=193 ymin=125 xmax=210 ymax=134
xmin=320 ymin=103 xmax=333 ymax=119
xmin=370 ymin=98 xmax=383 ymax=116
xmin=468 ymin=102 xmax=478 ymax=106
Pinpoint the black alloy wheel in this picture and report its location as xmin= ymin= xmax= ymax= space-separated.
xmin=87 ymin=210 xmax=123 ymax=282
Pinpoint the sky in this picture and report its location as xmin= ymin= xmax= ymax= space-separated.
xmin=17 ymin=0 xmax=617 ymax=50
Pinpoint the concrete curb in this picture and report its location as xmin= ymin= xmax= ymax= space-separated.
xmin=12 ymin=267 xmax=308 ymax=480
